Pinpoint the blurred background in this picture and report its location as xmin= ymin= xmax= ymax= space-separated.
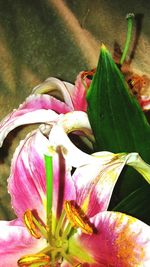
xmin=0 ymin=0 xmax=149 ymax=220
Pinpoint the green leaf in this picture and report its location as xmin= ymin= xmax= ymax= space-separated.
xmin=86 ymin=45 xmax=150 ymax=162
xmin=112 ymin=184 xmax=150 ymax=225
xmin=86 ymin=45 xmax=150 ymax=199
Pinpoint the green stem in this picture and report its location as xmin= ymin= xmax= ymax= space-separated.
xmin=44 ymin=155 xmax=53 ymax=226
xmin=120 ymin=13 xmax=134 ymax=65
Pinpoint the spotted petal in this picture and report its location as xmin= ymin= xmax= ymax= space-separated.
xmin=0 ymin=220 xmax=45 ymax=267
xmin=0 ymin=94 xmax=71 ymax=147
xmin=72 ymin=211 xmax=150 ymax=266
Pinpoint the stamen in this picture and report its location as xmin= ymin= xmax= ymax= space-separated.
xmin=62 ymin=221 xmax=73 ymax=240
xmin=24 ymin=210 xmax=41 ymax=239
xmin=17 ymin=253 xmax=50 ymax=267
xmin=64 ymin=201 xmax=93 ymax=235
xmin=55 ymin=210 xmax=66 ymax=239
xmin=24 ymin=210 xmax=47 ymax=239
xmin=120 ymin=13 xmax=135 ymax=65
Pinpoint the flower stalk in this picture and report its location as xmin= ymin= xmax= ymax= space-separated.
xmin=120 ymin=13 xmax=134 ymax=65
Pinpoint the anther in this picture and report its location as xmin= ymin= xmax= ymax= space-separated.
xmin=64 ymin=201 xmax=93 ymax=235
xmin=17 ymin=253 xmax=50 ymax=266
xmin=24 ymin=210 xmax=41 ymax=239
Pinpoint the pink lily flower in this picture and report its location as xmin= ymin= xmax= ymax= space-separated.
xmin=1 ymin=112 xmax=150 ymax=266
xmin=0 ymin=75 xmax=88 ymax=148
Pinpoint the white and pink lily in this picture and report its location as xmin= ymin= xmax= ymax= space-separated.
xmin=0 ymin=75 xmax=88 ymax=147
xmin=0 ymin=112 xmax=150 ymax=266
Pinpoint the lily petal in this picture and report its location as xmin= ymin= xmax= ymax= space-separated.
xmin=48 ymin=111 xmax=96 ymax=167
xmin=72 ymin=153 xmax=127 ymax=217
xmin=0 ymin=220 xmax=45 ymax=267
xmin=8 ymin=130 xmax=50 ymax=221
xmin=76 ymin=211 xmax=150 ymax=267
xmin=48 ymin=146 xmax=76 ymax=220
xmin=126 ymin=152 xmax=150 ymax=184
xmin=71 ymin=71 xmax=92 ymax=111
xmin=32 ymin=77 xmax=74 ymax=109
xmin=8 ymin=127 xmax=76 ymax=223
xmin=0 ymin=94 xmax=71 ymax=147
xmin=73 ymin=152 xmax=150 ymax=217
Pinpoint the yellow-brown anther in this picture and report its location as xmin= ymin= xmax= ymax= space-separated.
xmin=64 ymin=201 xmax=93 ymax=235
xmin=18 ymin=253 xmax=50 ymax=266
xmin=24 ymin=210 xmax=41 ymax=239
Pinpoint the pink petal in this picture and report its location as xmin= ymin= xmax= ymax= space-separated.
xmin=8 ymin=127 xmax=76 ymax=222
xmin=32 ymin=77 xmax=74 ymax=109
xmin=71 ymin=71 xmax=93 ymax=111
xmin=0 ymin=220 xmax=45 ymax=267
xmin=0 ymin=94 xmax=71 ymax=147
xmin=8 ymin=130 xmax=50 ymax=221
xmin=77 ymin=211 xmax=150 ymax=266
xmin=73 ymin=156 xmax=127 ymax=217
xmin=49 ymin=146 xmax=76 ymax=220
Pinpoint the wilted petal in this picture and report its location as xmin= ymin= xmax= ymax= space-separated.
xmin=8 ymin=130 xmax=50 ymax=221
xmin=76 ymin=211 xmax=150 ymax=267
xmin=0 ymin=220 xmax=45 ymax=267
xmin=0 ymin=94 xmax=71 ymax=147
xmin=32 ymin=77 xmax=74 ymax=109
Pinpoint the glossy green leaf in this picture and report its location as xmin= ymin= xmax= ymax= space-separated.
xmin=86 ymin=45 xmax=150 ymax=199
xmin=112 ymin=184 xmax=150 ymax=225
xmin=86 ymin=45 xmax=150 ymax=162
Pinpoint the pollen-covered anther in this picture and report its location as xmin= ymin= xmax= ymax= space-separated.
xmin=64 ymin=201 xmax=93 ymax=235
xmin=24 ymin=209 xmax=41 ymax=239
xmin=17 ymin=253 xmax=50 ymax=266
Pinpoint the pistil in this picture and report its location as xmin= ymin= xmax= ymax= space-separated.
xmin=44 ymin=154 xmax=53 ymax=231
